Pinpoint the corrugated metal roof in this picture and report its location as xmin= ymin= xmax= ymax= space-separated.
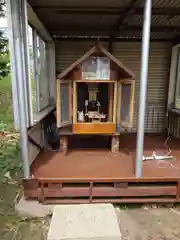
xmin=28 ymin=0 xmax=180 ymax=40
xmin=152 ymin=0 xmax=180 ymax=8
xmin=127 ymin=14 xmax=180 ymax=27
xmin=36 ymin=9 xmax=119 ymax=27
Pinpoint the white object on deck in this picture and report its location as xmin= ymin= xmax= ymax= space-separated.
xmin=143 ymin=151 xmax=176 ymax=161
xmin=47 ymin=203 xmax=121 ymax=240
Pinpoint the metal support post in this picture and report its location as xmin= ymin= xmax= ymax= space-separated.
xmin=135 ymin=0 xmax=152 ymax=177
xmin=7 ymin=0 xmax=30 ymax=178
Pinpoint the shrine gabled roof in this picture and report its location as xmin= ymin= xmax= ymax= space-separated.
xmin=57 ymin=43 xmax=135 ymax=79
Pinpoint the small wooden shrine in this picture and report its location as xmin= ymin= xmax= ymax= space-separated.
xmin=56 ymin=43 xmax=135 ymax=153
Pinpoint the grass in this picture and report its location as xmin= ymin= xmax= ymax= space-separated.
xmin=0 ymin=75 xmax=49 ymax=239
xmin=0 ymin=75 xmax=14 ymax=130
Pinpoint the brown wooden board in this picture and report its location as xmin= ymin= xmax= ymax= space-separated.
xmin=23 ymin=134 xmax=180 ymax=204
xmin=73 ymin=123 xmax=116 ymax=134
xmin=31 ymin=134 xmax=180 ymax=179
xmin=23 ymin=179 xmax=179 ymax=204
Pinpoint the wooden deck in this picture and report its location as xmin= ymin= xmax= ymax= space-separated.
xmin=31 ymin=134 xmax=180 ymax=179
xmin=24 ymin=134 xmax=180 ymax=204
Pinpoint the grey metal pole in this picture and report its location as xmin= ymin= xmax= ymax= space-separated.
xmin=135 ymin=0 xmax=152 ymax=177
xmin=7 ymin=0 xmax=30 ymax=178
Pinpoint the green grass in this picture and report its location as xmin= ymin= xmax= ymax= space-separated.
xmin=0 ymin=75 xmax=14 ymax=130
xmin=0 ymin=75 xmax=49 ymax=239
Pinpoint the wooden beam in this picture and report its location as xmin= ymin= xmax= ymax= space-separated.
xmin=33 ymin=6 xmax=180 ymax=16
xmin=73 ymin=123 xmax=116 ymax=134
xmin=75 ymin=80 xmax=116 ymax=83
xmin=57 ymin=46 xmax=96 ymax=79
xmin=51 ymin=25 xmax=180 ymax=36
xmin=110 ymin=0 xmax=139 ymax=38
xmin=55 ymin=37 xmax=172 ymax=42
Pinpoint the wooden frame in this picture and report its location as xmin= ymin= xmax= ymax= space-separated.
xmin=120 ymin=79 xmax=133 ymax=84
xmin=117 ymin=82 xmax=122 ymax=125
xmin=74 ymin=79 xmax=117 ymax=122
xmin=119 ymin=79 xmax=135 ymax=128
xmin=72 ymin=80 xmax=117 ymax=134
xmin=73 ymin=80 xmax=77 ymax=124
xmin=56 ymin=79 xmax=72 ymax=127
xmin=73 ymin=123 xmax=116 ymax=134
xmin=75 ymin=80 xmax=116 ymax=83
xmin=113 ymin=81 xmax=117 ymax=123
xmin=24 ymin=176 xmax=180 ymax=204
xmin=108 ymin=83 xmax=113 ymax=121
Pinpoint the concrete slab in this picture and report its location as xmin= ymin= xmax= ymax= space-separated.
xmin=47 ymin=203 xmax=121 ymax=240
xmin=15 ymin=197 xmax=53 ymax=218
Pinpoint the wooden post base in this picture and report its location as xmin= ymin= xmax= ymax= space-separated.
xmin=60 ymin=136 xmax=68 ymax=155
xmin=111 ymin=135 xmax=120 ymax=153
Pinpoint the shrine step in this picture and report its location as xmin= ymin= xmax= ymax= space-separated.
xmin=47 ymin=203 xmax=121 ymax=240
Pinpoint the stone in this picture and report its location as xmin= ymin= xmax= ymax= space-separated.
xmin=15 ymin=197 xmax=53 ymax=218
xmin=60 ymin=136 xmax=68 ymax=155
xmin=48 ymin=203 xmax=121 ymax=240
xmin=111 ymin=135 xmax=120 ymax=153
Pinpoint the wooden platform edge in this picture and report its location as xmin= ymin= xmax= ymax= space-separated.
xmin=23 ymin=178 xmax=180 ymax=204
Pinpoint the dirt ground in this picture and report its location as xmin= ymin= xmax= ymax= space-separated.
xmin=116 ymin=204 xmax=180 ymax=240
xmin=0 ymin=179 xmax=50 ymax=240
xmin=1 ymin=179 xmax=180 ymax=240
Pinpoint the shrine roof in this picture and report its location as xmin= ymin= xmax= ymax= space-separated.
xmin=57 ymin=43 xmax=135 ymax=79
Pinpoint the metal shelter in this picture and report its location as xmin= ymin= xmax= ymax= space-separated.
xmin=5 ymin=0 xmax=180 ymax=203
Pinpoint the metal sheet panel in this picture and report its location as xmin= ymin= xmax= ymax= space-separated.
xmin=28 ymin=123 xmax=43 ymax=166
xmin=55 ymin=41 xmax=171 ymax=133
xmin=55 ymin=41 xmax=108 ymax=72
xmin=114 ymin=42 xmax=171 ymax=132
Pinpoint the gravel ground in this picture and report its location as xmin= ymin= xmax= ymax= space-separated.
xmin=116 ymin=204 xmax=180 ymax=240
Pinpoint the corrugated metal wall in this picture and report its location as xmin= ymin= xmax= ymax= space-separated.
xmin=168 ymin=112 xmax=180 ymax=139
xmin=55 ymin=41 xmax=171 ymax=133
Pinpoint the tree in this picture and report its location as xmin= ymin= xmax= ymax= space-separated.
xmin=0 ymin=0 xmax=10 ymax=78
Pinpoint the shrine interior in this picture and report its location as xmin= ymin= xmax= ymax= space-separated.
xmin=77 ymin=82 xmax=112 ymax=123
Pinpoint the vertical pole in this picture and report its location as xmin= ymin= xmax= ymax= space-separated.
xmin=135 ymin=0 xmax=152 ymax=177
xmin=7 ymin=0 xmax=30 ymax=178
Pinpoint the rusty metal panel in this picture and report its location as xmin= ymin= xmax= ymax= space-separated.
xmin=55 ymin=41 xmax=171 ymax=133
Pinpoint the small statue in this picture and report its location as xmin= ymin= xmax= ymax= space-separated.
xmin=97 ymin=101 xmax=100 ymax=112
xmin=85 ymin=100 xmax=88 ymax=114
xmin=78 ymin=111 xmax=84 ymax=122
